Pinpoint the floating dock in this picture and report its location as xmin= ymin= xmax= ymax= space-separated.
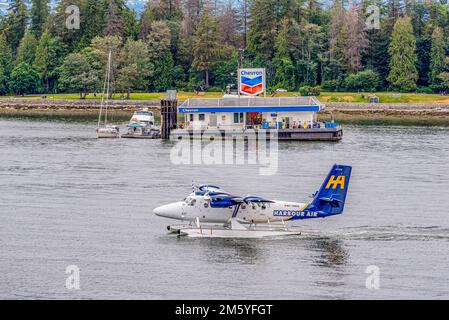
xmin=172 ymin=96 xmax=342 ymax=141
xmin=172 ymin=127 xmax=342 ymax=141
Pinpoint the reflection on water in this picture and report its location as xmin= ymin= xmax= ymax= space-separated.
xmin=311 ymin=238 xmax=349 ymax=269
xmin=199 ymin=239 xmax=262 ymax=265
xmin=1 ymin=120 xmax=449 ymax=299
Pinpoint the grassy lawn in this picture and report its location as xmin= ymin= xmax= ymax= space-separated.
xmin=0 ymin=92 xmax=225 ymax=101
xmin=2 ymin=91 xmax=449 ymax=104
xmin=317 ymin=92 xmax=449 ymax=104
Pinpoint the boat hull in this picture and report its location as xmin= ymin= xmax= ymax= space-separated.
xmin=97 ymin=128 xmax=120 ymax=139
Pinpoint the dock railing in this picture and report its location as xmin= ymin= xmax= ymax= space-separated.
xmin=179 ymin=96 xmax=324 ymax=110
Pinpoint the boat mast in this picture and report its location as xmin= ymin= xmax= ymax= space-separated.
xmin=97 ymin=48 xmax=112 ymax=128
xmin=104 ymin=48 xmax=112 ymax=126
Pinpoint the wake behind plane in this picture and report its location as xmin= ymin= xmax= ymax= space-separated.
xmin=153 ymin=164 xmax=352 ymax=238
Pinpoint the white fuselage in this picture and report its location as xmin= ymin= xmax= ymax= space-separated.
xmin=154 ymin=194 xmax=308 ymax=224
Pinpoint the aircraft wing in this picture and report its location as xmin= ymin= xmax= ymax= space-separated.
xmin=198 ymin=184 xmax=221 ymax=192
xmin=195 ymin=184 xmax=223 ymax=196
xmin=209 ymin=194 xmax=244 ymax=208
xmin=243 ymin=196 xmax=274 ymax=204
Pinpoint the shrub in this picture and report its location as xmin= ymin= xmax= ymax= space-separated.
xmin=299 ymin=85 xmax=321 ymax=96
xmin=344 ymin=69 xmax=380 ymax=92
xmin=206 ymin=86 xmax=223 ymax=92
xmin=321 ymin=80 xmax=340 ymax=92
xmin=416 ymin=86 xmax=434 ymax=94
xmin=8 ymin=63 xmax=39 ymax=95
xmin=429 ymin=84 xmax=444 ymax=93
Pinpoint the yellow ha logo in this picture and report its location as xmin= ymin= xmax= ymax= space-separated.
xmin=325 ymin=175 xmax=345 ymax=189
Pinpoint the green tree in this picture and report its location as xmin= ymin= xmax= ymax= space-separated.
xmin=31 ymin=0 xmax=49 ymax=38
xmin=44 ymin=36 xmax=66 ymax=91
xmin=116 ymin=39 xmax=152 ymax=97
xmin=103 ymin=0 xmax=134 ymax=38
xmin=0 ymin=33 xmax=13 ymax=94
xmin=429 ymin=27 xmax=446 ymax=88
xmin=9 ymin=63 xmax=40 ymax=95
xmin=79 ymin=0 xmax=107 ymax=47
xmin=58 ymin=52 xmax=100 ymax=98
xmin=436 ymin=59 xmax=449 ymax=90
xmin=16 ymin=31 xmax=39 ymax=66
xmin=51 ymin=0 xmax=84 ymax=51
xmin=387 ymin=16 xmax=418 ymax=91
xmin=90 ymin=36 xmax=122 ymax=96
xmin=273 ymin=18 xmax=296 ymax=90
xmin=145 ymin=21 xmax=171 ymax=59
xmin=344 ymin=69 xmax=380 ymax=92
xmin=327 ymin=3 xmax=349 ymax=80
xmin=192 ymin=9 xmax=219 ymax=87
xmin=214 ymin=50 xmax=239 ymax=88
xmin=142 ymin=20 xmax=177 ymax=90
xmin=153 ymin=53 xmax=176 ymax=91
xmin=246 ymin=0 xmax=277 ymax=64
xmin=34 ymin=31 xmax=51 ymax=91
xmin=5 ymin=0 xmax=28 ymax=52
xmin=296 ymin=23 xmax=324 ymax=86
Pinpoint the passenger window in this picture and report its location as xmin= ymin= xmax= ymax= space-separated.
xmin=199 ymin=114 xmax=205 ymax=121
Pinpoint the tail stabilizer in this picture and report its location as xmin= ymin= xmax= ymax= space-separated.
xmin=299 ymin=164 xmax=352 ymax=219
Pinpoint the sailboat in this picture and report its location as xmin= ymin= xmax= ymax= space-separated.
xmin=96 ymin=49 xmax=120 ymax=139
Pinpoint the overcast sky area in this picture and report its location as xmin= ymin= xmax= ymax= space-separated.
xmin=0 ymin=0 xmax=148 ymax=15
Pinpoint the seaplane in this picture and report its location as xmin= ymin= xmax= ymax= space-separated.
xmin=153 ymin=164 xmax=352 ymax=238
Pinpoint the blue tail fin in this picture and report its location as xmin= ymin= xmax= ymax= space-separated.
xmin=300 ymin=164 xmax=352 ymax=219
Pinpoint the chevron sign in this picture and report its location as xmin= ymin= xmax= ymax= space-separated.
xmin=239 ymin=68 xmax=266 ymax=96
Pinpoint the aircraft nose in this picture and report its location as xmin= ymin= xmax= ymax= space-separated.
xmin=153 ymin=202 xmax=183 ymax=220
xmin=153 ymin=205 xmax=165 ymax=217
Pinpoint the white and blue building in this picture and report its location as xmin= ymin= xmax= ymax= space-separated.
xmin=173 ymin=96 xmax=342 ymax=141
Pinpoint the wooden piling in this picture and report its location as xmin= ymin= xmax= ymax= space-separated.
xmin=161 ymin=99 xmax=178 ymax=139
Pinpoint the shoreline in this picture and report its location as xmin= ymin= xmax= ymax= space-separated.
xmin=1 ymin=99 xmax=449 ymax=126
xmin=319 ymin=110 xmax=449 ymax=127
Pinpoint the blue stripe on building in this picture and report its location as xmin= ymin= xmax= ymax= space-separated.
xmin=179 ymin=106 xmax=321 ymax=113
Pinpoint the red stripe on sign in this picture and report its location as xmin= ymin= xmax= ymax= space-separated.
xmin=241 ymin=83 xmax=263 ymax=95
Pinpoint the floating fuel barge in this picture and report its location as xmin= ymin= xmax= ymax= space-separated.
xmin=170 ymin=96 xmax=343 ymax=141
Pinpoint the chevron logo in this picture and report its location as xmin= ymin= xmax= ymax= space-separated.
xmin=239 ymin=69 xmax=265 ymax=96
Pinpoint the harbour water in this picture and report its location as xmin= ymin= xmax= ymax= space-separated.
xmin=0 ymin=119 xmax=448 ymax=299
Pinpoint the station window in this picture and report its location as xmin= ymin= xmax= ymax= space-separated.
xmin=234 ymin=112 xmax=244 ymax=124
xmin=199 ymin=114 xmax=205 ymax=121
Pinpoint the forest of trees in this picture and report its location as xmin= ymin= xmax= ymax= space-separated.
xmin=1 ymin=0 xmax=449 ymax=97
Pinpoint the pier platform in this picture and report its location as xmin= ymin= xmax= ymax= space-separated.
xmin=171 ymin=127 xmax=342 ymax=141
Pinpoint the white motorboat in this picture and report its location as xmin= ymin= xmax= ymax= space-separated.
xmin=129 ymin=108 xmax=155 ymax=127
xmin=121 ymin=108 xmax=161 ymax=139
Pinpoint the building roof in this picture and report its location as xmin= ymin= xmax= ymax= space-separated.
xmin=178 ymin=97 xmax=324 ymax=113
